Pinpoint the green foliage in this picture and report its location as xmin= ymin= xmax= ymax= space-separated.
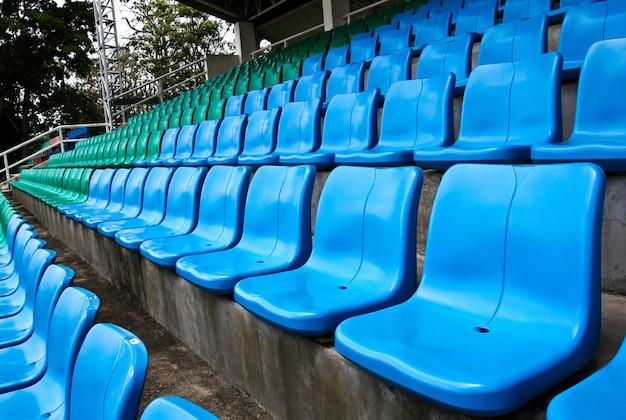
xmin=0 ymin=0 xmax=101 ymax=151
xmin=120 ymin=0 xmax=234 ymax=99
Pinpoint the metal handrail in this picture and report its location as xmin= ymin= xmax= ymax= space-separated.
xmin=250 ymin=23 xmax=325 ymax=59
xmin=0 ymin=122 xmax=109 ymax=186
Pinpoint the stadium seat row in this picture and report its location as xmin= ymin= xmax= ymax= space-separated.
xmin=12 ymin=158 xmax=615 ymax=416
xmin=0 ymin=192 xmax=218 ymax=419
xmin=46 ymin=37 xmax=626 ymax=173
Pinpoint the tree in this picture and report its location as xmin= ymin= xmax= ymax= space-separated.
xmin=0 ymin=0 xmax=102 ymax=152
xmin=120 ymin=0 xmax=234 ymax=101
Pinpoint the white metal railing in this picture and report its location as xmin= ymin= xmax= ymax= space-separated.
xmin=250 ymin=23 xmax=325 ymax=59
xmin=344 ymin=0 xmax=396 ymax=23
xmin=0 ymin=123 xmax=109 ymax=187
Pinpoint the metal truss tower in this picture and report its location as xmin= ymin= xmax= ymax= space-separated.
xmin=93 ymin=0 xmax=124 ymax=129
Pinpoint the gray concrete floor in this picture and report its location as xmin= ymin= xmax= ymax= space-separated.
xmin=12 ymin=196 xmax=626 ymax=419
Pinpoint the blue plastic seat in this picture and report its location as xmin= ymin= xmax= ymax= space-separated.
xmin=60 ymin=169 xmax=115 ymax=218
xmin=141 ymin=396 xmax=218 ymax=420
xmin=205 ymin=114 xmax=247 ymax=165
xmin=349 ymin=32 xmax=378 ymax=63
xmin=335 ymin=162 xmax=605 ymax=416
xmin=0 ymin=215 xmax=25 ymax=266
xmin=280 ymin=89 xmax=380 ymax=169
xmin=294 ymin=71 xmax=329 ymax=103
xmin=162 ymin=124 xmax=200 ymax=166
xmin=336 ymin=74 xmax=454 ymax=166
xmin=267 ymin=80 xmax=296 ymax=109
xmin=97 ymin=167 xmax=175 ymax=238
xmin=0 ymin=285 xmax=99 ymax=394
xmin=83 ymin=168 xmax=149 ymax=229
xmin=0 ymin=264 xmax=72 ymax=349
xmin=140 ymin=166 xmax=251 ymax=268
xmin=503 ymin=0 xmax=552 ymax=22
xmin=237 ymin=109 xmax=281 ymax=167
xmin=416 ymin=34 xmax=476 ymax=94
xmin=430 ymin=0 xmax=464 ymax=24
xmin=72 ymin=168 xmax=131 ymax=222
xmin=532 ymin=38 xmax=626 ymax=172
xmin=547 ymin=335 xmax=626 ymax=420
xmin=136 ymin=128 xmax=180 ymax=167
xmin=224 ymin=93 xmax=246 ymax=117
xmin=303 ymin=53 xmax=324 ymax=76
xmin=69 ymin=324 xmax=148 ymax=420
xmin=414 ymin=52 xmax=562 ymax=170
xmin=379 ymin=26 xmax=412 ymax=55
xmin=244 ymin=88 xmax=269 ymax=114
xmin=181 ymin=120 xmax=220 ymax=166
xmin=324 ymin=45 xmax=349 ymax=70
xmin=115 ymin=166 xmax=207 ymax=251
xmin=477 ymin=14 xmax=548 ymax=66
xmin=234 ymin=166 xmax=423 ymax=336
xmin=453 ymin=0 xmax=498 ymax=37
xmin=366 ymin=48 xmax=412 ymax=97
xmin=0 ymin=223 xmax=37 ymax=284
xmin=408 ymin=13 xmax=452 ymax=52
xmin=238 ymin=99 xmax=322 ymax=167
xmin=176 ymin=165 xmax=315 ymax=295
xmin=324 ymin=62 xmax=365 ymax=108
xmin=0 ymin=244 xmax=55 ymax=318
xmin=547 ymin=0 xmax=602 ymax=22
xmin=391 ymin=9 xmax=415 ymax=26
xmin=558 ymin=0 xmax=626 ymax=79
xmin=0 ymin=317 xmax=146 ymax=420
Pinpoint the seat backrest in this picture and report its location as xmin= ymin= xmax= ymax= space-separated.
xmin=569 ymin=38 xmax=626 ymax=143
xmin=31 ymin=264 xmax=73 ymax=349
xmin=132 ymin=133 xmax=152 ymax=162
xmin=320 ymin=89 xmax=379 ymax=153
xmin=457 ymin=52 xmax=562 ymax=147
xmin=18 ymin=240 xmax=54 ymax=316
xmin=241 ymin=108 xmax=281 ymax=157
xmin=236 ymin=165 xmax=315 ymax=258
xmin=224 ymin=93 xmax=246 ymax=117
xmin=171 ymin=124 xmax=199 ymax=160
xmin=308 ymin=166 xmax=422 ymax=297
xmin=455 ymin=0 xmax=498 ymax=36
xmin=379 ymin=26 xmax=412 ymax=55
xmin=207 ymin=98 xmax=226 ymax=120
xmin=416 ymin=34 xmax=474 ymax=84
xmin=141 ymin=396 xmax=218 ymax=420
xmin=82 ymin=169 xmax=104 ymax=205
xmin=160 ymin=166 xmax=207 ymax=230
xmin=478 ymin=14 xmax=548 ymax=66
xmin=349 ymin=34 xmax=378 ymax=63
xmin=559 ymin=1 xmax=626 ymax=65
xmin=180 ymin=108 xmax=195 ymax=126
xmin=117 ymin=167 xmax=150 ymax=218
xmin=193 ymin=166 xmax=251 ymax=247
xmin=294 ymin=71 xmax=330 ymax=102
xmin=46 ymin=287 xmax=100 ymax=415
xmin=378 ymin=74 xmax=454 ymax=150
xmin=136 ymin=167 xmax=175 ymax=222
xmin=267 ymin=80 xmax=296 ymax=109
xmin=503 ymin=0 xmax=552 ymax=22
xmin=70 ymin=323 xmax=148 ymax=420
xmin=275 ymin=99 xmax=323 ymax=155
xmin=192 ymin=104 xmax=209 ymax=124
xmin=367 ymin=48 xmax=412 ymax=96
xmin=105 ymin=168 xmax=131 ymax=211
xmin=282 ymin=60 xmax=302 ymax=80
xmin=324 ymin=45 xmax=349 ymax=71
xmin=411 ymin=13 xmax=452 ymax=46
xmin=92 ymin=168 xmax=116 ymax=207
xmin=187 ymin=119 xmax=220 ymax=161
xmin=213 ymin=115 xmax=247 ymax=158
xmin=122 ymin=136 xmax=140 ymax=166
xmin=244 ymin=88 xmax=269 ymax=114
xmin=326 ymin=62 xmax=366 ymax=106
xmin=416 ymin=163 xmax=604 ymax=339
xmin=139 ymin=130 xmax=166 ymax=162
xmin=303 ymin=52 xmax=324 ymax=76
xmin=153 ymin=127 xmax=180 ymax=161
